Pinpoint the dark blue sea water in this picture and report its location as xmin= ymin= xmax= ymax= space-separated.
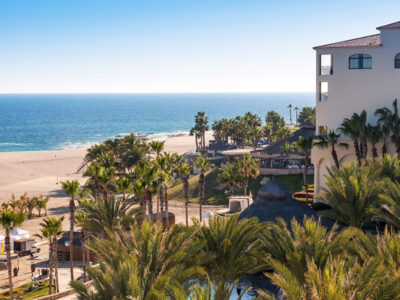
xmin=0 ymin=93 xmax=314 ymax=152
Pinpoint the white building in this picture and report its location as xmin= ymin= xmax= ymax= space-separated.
xmin=311 ymin=21 xmax=400 ymax=195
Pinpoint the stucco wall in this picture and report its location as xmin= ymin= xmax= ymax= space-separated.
xmin=312 ymin=28 xmax=400 ymax=198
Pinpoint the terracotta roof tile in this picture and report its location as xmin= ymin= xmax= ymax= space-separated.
xmin=377 ymin=21 xmax=400 ymax=30
xmin=313 ymin=34 xmax=381 ymax=50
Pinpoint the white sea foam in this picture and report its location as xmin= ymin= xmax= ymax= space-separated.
xmin=0 ymin=142 xmax=29 ymax=147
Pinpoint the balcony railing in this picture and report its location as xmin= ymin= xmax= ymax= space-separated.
xmin=320 ymin=66 xmax=333 ymax=75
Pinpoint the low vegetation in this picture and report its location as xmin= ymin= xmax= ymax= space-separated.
xmin=0 ymin=281 xmax=55 ymax=300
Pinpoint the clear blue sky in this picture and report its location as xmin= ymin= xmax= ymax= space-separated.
xmin=1 ymin=0 xmax=399 ymax=93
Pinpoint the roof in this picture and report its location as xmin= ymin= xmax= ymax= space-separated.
xmin=207 ymin=140 xmax=236 ymax=151
xmin=314 ymin=34 xmax=381 ymax=50
xmin=377 ymin=21 xmax=400 ymax=30
xmin=260 ymin=125 xmax=315 ymax=155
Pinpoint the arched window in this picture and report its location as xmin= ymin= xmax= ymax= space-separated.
xmin=395 ymin=53 xmax=400 ymax=68
xmin=349 ymin=54 xmax=372 ymax=69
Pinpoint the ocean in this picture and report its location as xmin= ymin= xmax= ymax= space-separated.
xmin=0 ymin=93 xmax=314 ymax=152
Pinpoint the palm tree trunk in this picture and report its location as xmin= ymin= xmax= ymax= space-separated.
xmin=164 ymin=189 xmax=169 ymax=230
xmin=48 ymin=240 xmax=54 ymax=295
xmin=81 ymin=232 xmax=86 ymax=281
xmin=354 ymin=140 xmax=361 ymax=166
xmin=53 ymin=237 xmax=60 ymax=293
xmin=195 ymin=133 xmax=199 ymax=152
xmin=69 ymin=199 xmax=75 ymax=281
xmin=84 ymin=232 xmax=90 ymax=279
xmin=372 ymin=145 xmax=378 ymax=158
xmin=160 ymin=187 xmax=164 ymax=212
xmin=244 ymin=176 xmax=248 ymax=197
xmin=382 ymin=142 xmax=387 ymax=156
xmin=5 ymin=234 xmax=14 ymax=300
xmin=199 ymin=174 xmax=204 ymax=221
xmin=156 ymin=187 xmax=160 ymax=214
xmin=364 ymin=141 xmax=368 ymax=158
xmin=331 ymin=145 xmax=340 ymax=169
xmin=184 ymin=180 xmax=189 ymax=226
xmin=147 ymin=189 xmax=153 ymax=215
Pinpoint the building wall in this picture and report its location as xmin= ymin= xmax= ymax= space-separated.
xmin=312 ymin=28 xmax=400 ymax=197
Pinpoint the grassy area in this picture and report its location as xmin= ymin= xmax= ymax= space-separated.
xmin=168 ymin=168 xmax=313 ymax=206
xmin=0 ymin=280 xmax=55 ymax=300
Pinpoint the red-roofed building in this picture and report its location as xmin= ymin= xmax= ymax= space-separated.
xmin=312 ymin=22 xmax=400 ymax=196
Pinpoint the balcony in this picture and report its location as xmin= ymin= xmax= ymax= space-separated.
xmin=320 ymin=66 xmax=333 ymax=75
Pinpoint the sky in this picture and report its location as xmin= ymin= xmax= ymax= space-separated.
xmin=1 ymin=0 xmax=400 ymax=94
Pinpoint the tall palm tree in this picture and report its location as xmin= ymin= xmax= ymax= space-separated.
xmin=61 ymin=179 xmax=81 ymax=281
xmin=376 ymin=99 xmax=400 ymax=158
xmin=340 ymin=112 xmax=366 ymax=165
xmin=365 ymin=123 xmax=381 ymax=158
xmin=287 ymin=104 xmax=293 ymax=125
xmin=177 ymin=163 xmax=191 ymax=226
xmin=194 ymin=156 xmax=212 ymax=221
xmin=236 ymin=154 xmax=259 ymax=197
xmin=191 ymin=112 xmax=209 ymax=151
xmin=138 ymin=161 xmax=160 ymax=215
xmin=35 ymin=217 xmax=64 ymax=294
xmin=293 ymin=136 xmax=313 ymax=205
xmin=317 ymin=162 xmax=385 ymax=228
xmin=294 ymin=106 xmax=299 ymax=124
xmin=313 ymin=130 xmax=348 ymax=168
xmin=0 ymin=210 xmax=25 ymax=300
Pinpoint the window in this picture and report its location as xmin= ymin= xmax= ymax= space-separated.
xmin=320 ymin=54 xmax=333 ymax=75
xmin=395 ymin=53 xmax=400 ymax=68
xmin=349 ymin=54 xmax=372 ymax=69
xmin=319 ymin=126 xmax=328 ymax=136
xmin=320 ymin=82 xmax=328 ymax=101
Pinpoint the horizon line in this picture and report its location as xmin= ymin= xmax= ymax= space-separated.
xmin=0 ymin=91 xmax=315 ymax=95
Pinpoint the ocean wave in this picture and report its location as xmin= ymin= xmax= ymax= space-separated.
xmin=0 ymin=142 xmax=29 ymax=147
xmin=147 ymin=130 xmax=189 ymax=139
xmin=57 ymin=141 xmax=98 ymax=150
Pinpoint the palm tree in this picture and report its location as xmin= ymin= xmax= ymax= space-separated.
xmin=217 ymin=163 xmax=240 ymax=197
xmin=259 ymin=255 xmax=400 ymax=300
xmin=71 ymin=221 xmax=203 ymax=299
xmin=25 ymin=196 xmax=37 ymax=219
xmin=294 ymin=106 xmax=299 ymax=124
xmin=287 ymin=104 xmax=292 ymax=125
xmin=36 ymin=195 xmax=49 ymax=217
xmin=293 ymin=136 xmax=313 ymax=205
xmin=365 ymin=123 xmax=381 ymax=158
xmin=149 ymin=140 xmax=165 ymax=158
xmin=0 ymin=210 xmax=25 ymax=300
xmin=375 ymin=181 xmax=400 ymax=230
xmin=193 ymin=215 xmax=264 ymax=295
xmin=116 ymin=176 xmax=132 ymax=201
xmin=313 ymin=130 xmax=348 ymax=168
xmin=340 ymin=112 xmax=366 ymax=165
xmin=194 ymin=156 xmax=212 ymax=221
xmin=61 ymin=179 xmax=81 ymax=281
xmin=191 ymin=112 xmax=209 ymax=151
xmin=259 ymin=217 xmax=356 ymax=285
xmin=177 ymin=162 xmax=191 ymax=226
xmin=132 ymin=178 xmax=146 ymax=218
xmin=138 ymin=161 xmax=159 ymax=215
xmin=376 ymin=99 xmax=400 ymax=158
xmin=236 ymin=154 xmax=259 ymax=197
xmin=77 ymin=195 xmax=142 ymax=235
xmin=35 ymin=217 xmax=64 ymax=294
xmin=317 ymin=162 xmax=385 ymax=228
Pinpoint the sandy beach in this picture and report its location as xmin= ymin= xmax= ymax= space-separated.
xmin=0 ymin=132 xmax=220 ymax=290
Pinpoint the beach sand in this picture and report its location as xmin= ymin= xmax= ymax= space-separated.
xmin=0 ymin=132 xmax=221 ymax=290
